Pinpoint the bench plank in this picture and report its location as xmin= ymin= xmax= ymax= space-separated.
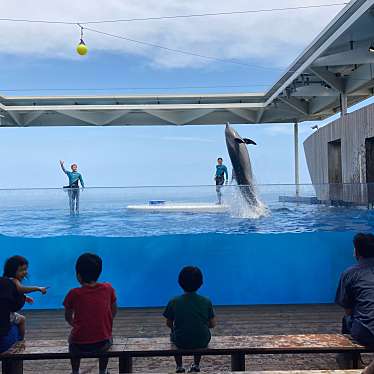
xmin=0 ymin=334 xmax=370 ymax=374
xmin=124 ymin=335 xmax=365 ymax=355
xmin=119 ymin=334 xmax=367 ymax=373
xmin=0 ymin=340 xmax=128 ymax=360
xmin=207 ymin=372 xmax=363 ymax=374
xmin=0 ymin=334 xmax=367 ymax=359
xmin=206 ymin=372 xmax=363 ymax=374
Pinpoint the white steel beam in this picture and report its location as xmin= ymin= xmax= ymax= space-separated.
xmin=310 ymin=95 xmax=339 ymax=114
xmin=260 ymin=108 xmax=301 ymax=123
xmin=294 ymin=122 xmax=300 ymax=196
xmin=56 ymin=111 xmax=104 ymax=126
xmin=312 ymin=47 xmax=374 ymax=67
xmin=144 ymin=109 xmax=215 ymax=125
xmin=308 ymin=67 xmax=345 ymax=92
xmin=340 ymin=93 xmax=348 ymax=116
xmin=265 ymin=0 xmax=374 ymax=107
xmin=345 ymin=63 xmax=374 ymax=93
xmin=292 ymin=85 xmax=339 ymax=97
xmin=256 ymin=108 xmax=265 ymax=123
xmin=100 ymin=111 xmax=130 ymax=125
xmin=22 ymin=111 xmax=45 ymax=126
xmin=7 ymin=112 xmax=22 ymax=126
xmin=2 ymin=102 xmax=264 ymax=112
xmin=278 ymin=97 xmax=309 ymax=115
xmin=58 ymin=110 xmax=130 ymax=126
xmin=227 ymin=109 xmax=258 ymax=123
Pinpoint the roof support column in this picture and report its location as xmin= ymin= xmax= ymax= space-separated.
xmin=340 ymin=93 xmax=347 ymax=116
xmin=294 ymin=122 xmax=300 ymax=197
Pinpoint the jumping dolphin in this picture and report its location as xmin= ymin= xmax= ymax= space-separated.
xmin=225 ymin=123 xmax=258 ymax=206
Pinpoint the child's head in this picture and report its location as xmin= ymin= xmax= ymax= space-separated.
xmin=354 ymin=233 xmax=374 ymax=258
xmin=75 ymin=253 xmax=102 ymax=284
xmin=217 ymin=158 xmax=223 ymax=165
xmin=3 ymin=255 xmax=29 ymax=280
xmin=71 ymin=163 xmax=78 ymax=172
xmin=178 ymin=266 xmax=203 ymax=293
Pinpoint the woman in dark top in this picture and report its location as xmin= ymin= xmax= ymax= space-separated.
xmin=0 ymin=276 xmax=25 ymax=353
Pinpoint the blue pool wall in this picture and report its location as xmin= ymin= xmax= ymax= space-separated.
xmin=0 ymin=232 xmax=355 ymax=309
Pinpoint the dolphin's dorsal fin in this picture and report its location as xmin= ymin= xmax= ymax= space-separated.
xmin=235 ymin=138 xmax=257 ymax=145
xmin=243 ymin=138 xmax=257 ymax=145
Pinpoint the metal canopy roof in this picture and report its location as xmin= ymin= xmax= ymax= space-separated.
xmin=1 ymin=0 xmax=374 ymax=127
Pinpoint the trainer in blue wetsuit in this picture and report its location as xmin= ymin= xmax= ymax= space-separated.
xmin=59 ymin=160 xmax=84 ymax=215
xmin=214 ymin=158 xmax=228 ymax=205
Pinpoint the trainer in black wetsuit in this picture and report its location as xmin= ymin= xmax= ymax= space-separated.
xmin=60 ymin=160 xmax=85 ymax=215
xmin=214 ymin=158 xmax=228 ymax=205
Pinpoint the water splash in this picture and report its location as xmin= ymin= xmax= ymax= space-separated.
xmin=227 ymin=184 xmax=269 ymax=219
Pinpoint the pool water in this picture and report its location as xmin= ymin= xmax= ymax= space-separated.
xmin=0 ymin=186 xmax=371 ymax=309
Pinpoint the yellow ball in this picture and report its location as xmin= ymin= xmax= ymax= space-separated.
xmin=76 ymin=42 xmax=88 ymax=56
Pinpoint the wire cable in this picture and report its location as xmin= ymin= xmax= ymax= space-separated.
xmin=82 ymin=3 xmax=349 ymax=24
xmin=84 ymin=26 xmax=285 ymax=71
xmin=0 ymin=3 xmax=349 ymax=74
xmin=1 ymin=77 xmax=371 ymax=94
xmin=0 ymin=3 xmax=348 ymax=72
xmin=0 ymin=3 xmax=348 ymax=25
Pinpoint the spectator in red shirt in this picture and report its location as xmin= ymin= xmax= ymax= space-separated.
xmin=63 ymin=253 xmax=117 ymax=374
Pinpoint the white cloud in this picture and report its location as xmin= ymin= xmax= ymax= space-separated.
xmin=251 ymin=123 xmax=312 ymax=136
xmin=161 ymin=136 xmax=215 ymax=143
xmin=130 ymin=134 xmax=215 ymax=143
xmin=1 ymin=0 xmax=345 ymax=69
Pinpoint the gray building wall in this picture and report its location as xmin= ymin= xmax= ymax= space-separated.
xmin=303 ymin=103 xmax=374 ymax=204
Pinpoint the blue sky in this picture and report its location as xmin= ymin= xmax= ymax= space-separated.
xmin=0 ymin=1 xmax=368 ymax=188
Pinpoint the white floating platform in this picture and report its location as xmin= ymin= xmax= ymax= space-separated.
xmin=127 ymin=203 xmax=229 ymax=213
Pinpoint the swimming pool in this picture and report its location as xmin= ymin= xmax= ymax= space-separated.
xmin=0 ymin=185 xmax=371 ymax=309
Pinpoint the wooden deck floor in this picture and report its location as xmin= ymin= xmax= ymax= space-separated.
xmin=5 ymin=304 xmax=374 ymax=373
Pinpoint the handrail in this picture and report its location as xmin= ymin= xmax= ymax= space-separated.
xmin=0 ymin=182 xmax=370 ymax=192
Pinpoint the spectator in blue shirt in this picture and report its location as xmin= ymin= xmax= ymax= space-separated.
xmin=335 ymin=233 xmax=374 ymax=368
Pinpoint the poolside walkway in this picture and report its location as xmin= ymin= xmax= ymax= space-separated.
xmin=16 ymin=304 xmax=373 ymax=373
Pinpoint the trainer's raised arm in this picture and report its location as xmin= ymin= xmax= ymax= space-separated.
xmin=59 ymin=160 xmax=67 ymax=174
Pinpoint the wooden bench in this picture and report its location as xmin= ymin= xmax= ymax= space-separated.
xmin=0 ymin=334 xmax=371 ymax=374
